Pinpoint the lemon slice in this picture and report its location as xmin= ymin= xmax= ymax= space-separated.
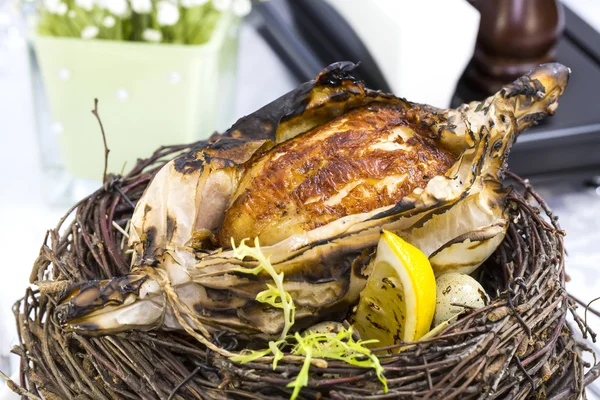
xmin=351 ymin=230 xmax=436 ymax=352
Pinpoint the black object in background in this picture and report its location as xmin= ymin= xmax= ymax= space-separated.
xmin=254 ymin=0 xmax=391 ymax=92
xmin=287 ymin=0 xmax=391 ymax=92
xmin=254 ymin=1 xmax=323 ymax=83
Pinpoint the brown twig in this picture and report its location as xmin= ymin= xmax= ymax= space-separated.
xmin=91 ymin=98 xmax=110 ymax=184
xmin=0 ymin=370 xmax=42 ymax=400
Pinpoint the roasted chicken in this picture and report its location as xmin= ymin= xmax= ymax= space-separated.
xmin=54 ymin=62 xmax=569 ymax=339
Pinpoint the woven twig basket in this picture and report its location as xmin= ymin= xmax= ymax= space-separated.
xmin=5 ymin=142 xmax=600 ymax=400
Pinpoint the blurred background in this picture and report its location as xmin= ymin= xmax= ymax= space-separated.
xmin=0 ymin=0 xmax=599 ymax=397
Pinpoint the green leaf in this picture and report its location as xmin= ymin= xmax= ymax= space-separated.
xmin=269 ymin=340 xmax=284 ymax=370
xmin=290 ymin=327 xmax=388 ymax=394
xmin=229 ymin=347 xmax=272 ymax=364
xmin=231 ymin=238 xmax=295 ymax=341
xmin=287 ymin=345 xmax=311 ymax=400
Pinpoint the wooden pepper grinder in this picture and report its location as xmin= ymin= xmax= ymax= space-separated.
xmin=465 ymin=0 xmax=565 ymax=95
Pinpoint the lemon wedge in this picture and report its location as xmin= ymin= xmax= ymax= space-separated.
xmin=351 ymin=230 xmax=436 ymax=352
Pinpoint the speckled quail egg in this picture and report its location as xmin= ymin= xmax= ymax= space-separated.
xmin=433 ymin=272 xmax=489 ymax=327
xmin=303 ymin=321 xmax=346 ymax=336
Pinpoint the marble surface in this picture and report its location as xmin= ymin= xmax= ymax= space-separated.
xmin=538 ymin=182 xmax=600 ymax=398
xmin=1 ymin=0 xmax=599 ymax=397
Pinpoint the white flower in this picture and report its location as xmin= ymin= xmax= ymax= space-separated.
xmin=131 ymin=0 xmax=152 ymax=14
xmin=105 ymin=0 xmax=128 ymax=17
xmin=157 ymin=1 xmax=179 ymax=26
xmin=68 ymin=10 xmax=76 ymax=17
xmin=231 ymin=0 xmax=250 ymax=16
xmin=43 ymin=0 xmax=60 ymax=13
xmin=103 ymin=15 xmax=116 ymax=27
xmin=56 ymin=2 xmax=68 ymax=15
xmin=212 ymin=0 xmax=231 ymax=12
xmin=75 ymin=0 xmax=94 ymax=11
xmin=180 ymin=0 xmax=208 ymax=8
xmin=81 ymin=25 xmax=99 ymax=39
xmin=44 ymin=0 xmax=68 ymax=14
xmin=142 ymin=28 xmax=163 ymax=42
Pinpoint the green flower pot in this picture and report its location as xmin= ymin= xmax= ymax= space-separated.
xmin=33 ymin=12 xmax=239 ymax=181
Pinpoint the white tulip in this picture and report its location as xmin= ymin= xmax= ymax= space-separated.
xmin=81 ymin=25 xmax=99 ymax=39
xmin=56 ymin=2 xmax=68 ymax=15
xmin=75 ymin=0 xmax=94 ymax=11
xmin=105 ymin=0 xmax=129 ymax=17
xmin=131 ymin=0 xmax=152 ymax=14
xmin=43 ymin=0 xmax=61 ymax=13
xmin=180 ymin=0 xmax=208 ymax=8
xmin=142 ymin=28 xmax=163 ymax=42
xmin=231 ymin=0 xmax=250 ymax=16
xmin=157 ymin=1 xmax=179 ymax=26
xmin=103 ymin=15 xmax=116 ymax=27
xmin=212 ymin=0 xmax=231 ymax=12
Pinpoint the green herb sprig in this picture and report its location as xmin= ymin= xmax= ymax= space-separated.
xmin=229 ymin=238 xmax=387 ymax=400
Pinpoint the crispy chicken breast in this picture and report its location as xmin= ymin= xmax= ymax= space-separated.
xmin=218 ymin=103 xmax=457 ymax=246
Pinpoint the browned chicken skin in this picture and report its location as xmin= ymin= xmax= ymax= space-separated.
xmin=218 ymin=103 xmax=457 ymax=246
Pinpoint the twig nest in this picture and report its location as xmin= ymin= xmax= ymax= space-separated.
xmin=7 ymin=136 xmax=595 ymax=399
xmin=433 ymin=272 xmax=489 ymax=327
